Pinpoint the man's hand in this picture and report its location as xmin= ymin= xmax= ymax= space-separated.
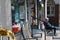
xmin=40 ymin=21 xmax=43 ymax=24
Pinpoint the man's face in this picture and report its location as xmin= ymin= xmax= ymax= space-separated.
xmin=45 ymin=19 xmax=49 ymax=22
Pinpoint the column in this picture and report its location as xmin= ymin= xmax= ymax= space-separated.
xmin=0 ymin=0 xmax=12 ymax=30
xmin=35 ymin=0 xmax=38 ymax=25
xmin=45 ymin=0 xmax=47 ymax=18
xmin=0 ymin=0 xmax=7 ymax=29
xmin=0 ymin=0 xmax=2 ymax=27
xmin=5 ymin=0 xmax=12 ymax=30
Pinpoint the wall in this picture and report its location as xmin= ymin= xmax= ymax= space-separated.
xmin=59 ymin=0 xmax=60 ymax=26
xmin=59 ymin=5 xmax=60 ymax=26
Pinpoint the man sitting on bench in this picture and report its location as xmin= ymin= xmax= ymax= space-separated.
xmin=43 ymin=18 xmax=57 ymax=36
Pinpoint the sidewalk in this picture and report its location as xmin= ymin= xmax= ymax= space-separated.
xmin=14 ymin=29 xmax=60 ymax=40
xmin=32 ymin=29 xmax=60 ymax=40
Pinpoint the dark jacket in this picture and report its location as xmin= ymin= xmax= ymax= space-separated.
xmin=44 ymin=21 xmax=52 ymax=30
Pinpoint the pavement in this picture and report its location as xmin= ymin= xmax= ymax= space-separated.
xmin=14 ymin=28 xmax=60 ymax=40
xmin=31 ymin=29 xmax=60 ymax=40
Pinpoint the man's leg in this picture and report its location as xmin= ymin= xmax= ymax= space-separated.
xmin=21 ymin=27 xmax=25 ymax=40
xmin=52 ymin=27 xmax=56 ymax=35
xmin=31 ymin=25 xmax=33 ymax=37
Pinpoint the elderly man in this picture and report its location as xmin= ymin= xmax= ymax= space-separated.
xmin=43 ymin=18 xmax=57 ymax=36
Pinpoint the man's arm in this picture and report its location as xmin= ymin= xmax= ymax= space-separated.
xmin=47 ymin=22 xmax=52 ymax=27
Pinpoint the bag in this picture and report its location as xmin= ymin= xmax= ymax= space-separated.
xmin=12 ymin=24 xmax=21 ymax=34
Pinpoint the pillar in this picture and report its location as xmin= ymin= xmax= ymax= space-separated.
xmin=45 ymin=0 xmax=47 ymax=18
xmin=0 ymin=0 xmax=12 ymax=30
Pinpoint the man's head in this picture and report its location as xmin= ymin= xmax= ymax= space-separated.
xmin=45 ymin=18 xmax=49 ymax=22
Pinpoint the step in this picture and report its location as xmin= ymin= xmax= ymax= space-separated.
xmin=33 ymin=29 xmax=43 ymax=38
xmin=53 ymin=39 xmax=60 ymax=40
xmin=25 ymin=38 xmax=38 ymax=40
xmin=38 ymin=38 xmax=42 ymax=40
xmin=56 ymin=30 xmax=60 ymax=34
xmin=52 ymin=34 xmax=60 ymax=39
xmin=33 ymin=33 xmax=42 ymax=38
xmin=15 ymin=34 xmax=22 ymax=40
xmin=47 ymin=30 xmax=60 ymax=36
xmin=41 ymin=36 xmax=52 ymax=40
xmin=46 ymin=36 xmax=52 ymax=40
